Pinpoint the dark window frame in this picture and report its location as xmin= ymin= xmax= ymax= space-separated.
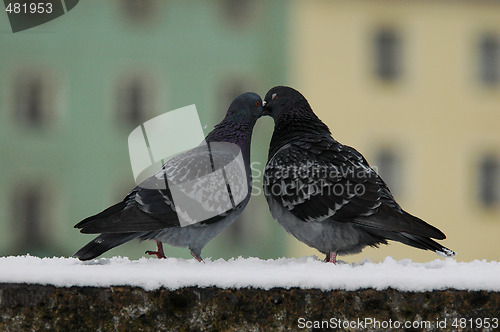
xmin=373 ymin=148 xmax=403 ymax=197
xmin=374 ymin=28 xmax=401 ymax=82
xmin=115 ymin=73 xmax=157 ymax=128
xmin=478 ymin=154 xmax=500 ymax=208
xmin=11 ymin=184 xmax=51 ymax=254
xmin=120 ymin=0 xmax=156 ymax=23
xmin=13 ymin=71 xmax=56 ymax=127
xmin=220 ymin=0 xmax=256 ymax=27
xmin=478 ymin=33 xmax=500 ymax=86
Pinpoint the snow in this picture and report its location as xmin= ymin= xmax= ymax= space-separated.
xmin=1 ymin=255 xmax=499 ymax=292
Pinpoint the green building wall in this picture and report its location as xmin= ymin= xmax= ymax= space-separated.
xmin=0 ymin=0 xmax=290 ymax=260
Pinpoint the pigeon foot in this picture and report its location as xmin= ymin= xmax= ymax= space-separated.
xmin=190 ymin=250 xmax=204 ymax=263
xmin=145 ymin=240 xmax=166 ymax=259
xmin=325 ymin=251 xmax=337 ymax=264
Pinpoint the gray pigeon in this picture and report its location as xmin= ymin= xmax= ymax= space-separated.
xmin=262 ymin=86 xmax=455 ymax=263
xmin=74 ymin=92 xmax=263 ymax=261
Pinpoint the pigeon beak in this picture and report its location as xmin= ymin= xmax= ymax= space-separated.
xmin=262 ymin=101 xmax=271 ymax=116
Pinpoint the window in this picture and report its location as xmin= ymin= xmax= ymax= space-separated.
xmin=217 ymin=77 xmax=251 ymax=118
xmin=374 ymin=149 xmax=402 ymax=196
xmin=11 ymin=185 xmax=49 ymax=254
xmin=126 ymin=79 xmax=145 ymax=125
xmin=120 ymin=0 xmax=155 ymax=22
xmin=221 ymin=0 xmax=255 ymax=26
xmin=14 ymin=73 xmax=55 ymax=127
xmin=478 ymin=34 xmax=500 ymax=85
xmin=116 ymin=74 xmax=156 ymax=128
xmin=478 ymin=155 xmax=499 ymax=207
xmin=374 ymin=28 xmax=401 ymax=81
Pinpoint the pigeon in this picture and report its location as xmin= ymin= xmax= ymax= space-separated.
xmin=262 ymin=86 xmax=455 ymax=263
xmin=74 ymin=92 xmax=263 ymax=261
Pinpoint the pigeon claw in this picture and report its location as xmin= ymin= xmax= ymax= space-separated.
xmin=145 ymin=240 xmax=166 ymax=259
xmin=325 ymin=251 xmax=337 ymax=264
xmin=190 ymin=250 xmax=204 ymax=263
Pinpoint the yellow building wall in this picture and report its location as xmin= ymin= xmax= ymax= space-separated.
xmin=286 ymin=0 xmax=500 ymax=262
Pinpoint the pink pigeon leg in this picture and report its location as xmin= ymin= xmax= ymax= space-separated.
xmin=325 ymin=251 xmax=337 ymax=264
xmin=145 ymin=240 xmax=166 ymax=259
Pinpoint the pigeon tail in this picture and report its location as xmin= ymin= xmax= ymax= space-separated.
xmin=73 ymin=232 xmax=142 ymax=261
xmin=395 ymin=232 xmax=456 ymax=257
xmin=189 ymin=248 xmax=204 ymax=262
xmin=435 ymin=247 xmax=457 ymax=258
xmin=76 ymin=204 xmax=177 ymax=234
xmin=74 ymin=200 xmax=127 ymax=229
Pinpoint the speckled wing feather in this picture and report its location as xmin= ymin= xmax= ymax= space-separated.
xmin=264 ymin=134 xmax=445 ymax=239
xmin=77 ymin=142 xmax=249 ymax=233
xmin=136 ymin=142 xmax=248 ymax=224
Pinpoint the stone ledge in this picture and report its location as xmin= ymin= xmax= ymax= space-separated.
xmin=0 ymin=283 xmax=498 ymax=331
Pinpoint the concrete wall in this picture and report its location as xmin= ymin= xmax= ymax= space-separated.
xmin=1 ymin=284 xmax=498 ymax=330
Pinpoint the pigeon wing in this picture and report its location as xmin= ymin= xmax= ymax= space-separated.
xmin=264 ymin=135 xmax=383 ymax=222
xmin=136 ymin=141 xmax=249 ymax=226
xmin=77 ymin=142 xmax=249 ymax=233
xmin=264 ymin=135 xmax=445 ymax=239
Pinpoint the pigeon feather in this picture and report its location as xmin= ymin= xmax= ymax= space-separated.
xmin=262 ymin=86 xmax=454 ymax=260
xmin=74 ymin=92 xmax=263 ymax=261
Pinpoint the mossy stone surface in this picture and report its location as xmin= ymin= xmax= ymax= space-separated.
xmin=1 ymin=283 xmax=498 ymax=331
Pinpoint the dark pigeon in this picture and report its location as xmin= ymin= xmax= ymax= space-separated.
xmin=74 ymin=92 xmax=263 ymax=261
xmin=262 ymin=86 xmax=455 ymax=263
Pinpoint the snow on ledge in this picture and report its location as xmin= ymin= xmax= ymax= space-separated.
xmin=1 ymin=255 xmax=499 ymax=292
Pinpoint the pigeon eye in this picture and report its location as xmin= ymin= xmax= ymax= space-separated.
xmin=272 ymin=93 xmax=278 ymax=100
xmin=256 ymin=101 xmax=260 ymax=106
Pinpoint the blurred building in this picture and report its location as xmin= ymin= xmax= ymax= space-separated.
xmin=287 ymin=0 xmax=500 ymax=262
xmin=0 ymin=0 xmax=290 ymax=259
xmin=1 ymin=0 xmax=499 ymax=264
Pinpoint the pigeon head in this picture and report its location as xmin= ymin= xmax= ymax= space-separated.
xmin=225 ymin=92 xmax=263 ymax=124
xmin=263 ymin=86 xmax=331 ymax=155
xmin=206 ymin=92 xmax=263 ymax=147
xmin=262 ymin=86 xmax=316 ymax=123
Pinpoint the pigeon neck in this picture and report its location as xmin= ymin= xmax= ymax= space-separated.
xmin=205 ymin=120 xmax=254 ymax=163
xmin=269 ymin=117 xmax=331 ymax=157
